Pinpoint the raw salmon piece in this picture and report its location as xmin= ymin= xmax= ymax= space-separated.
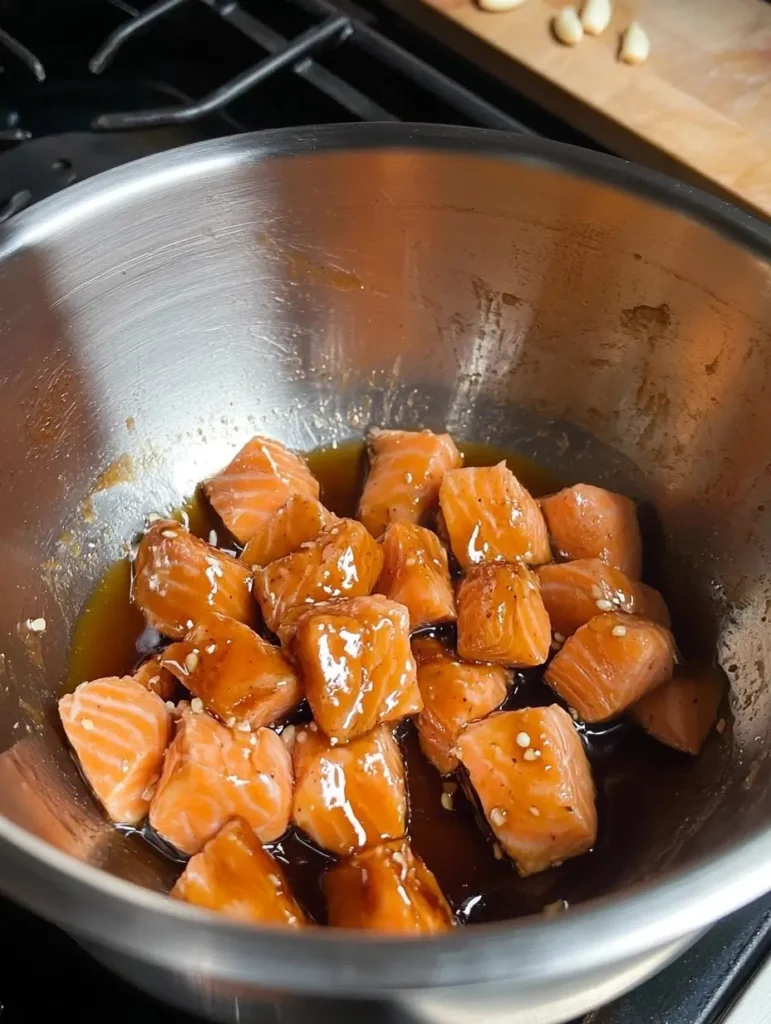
xmin=539 ymin=484 xmax=642 ymax=579
xmin=376 ymin=522 xmax=456 ymax=630
xmin=456 ymin=562 xmax=551 ymax=667
xmin=544 ymin=613 xmax=675 ymax=722
xmin=273 ymin=603 xmax=313 ymax=648
xmin=636 ymin=583 xmax=672 ymax=629
xmin=292 ymin=724 xmax=406 ymax=856
xmin=439 ymin=462 xmax=551 ymax=570
xmin=358 ymin=428 xmax=462 ymax=538
xmin=160 ymin=612 xmax=302 ymax=729
xmin=149 ymin=706 xmax=292 ymax=855
xmin=325 ymin=839 xmax=454 ymax=933
xmin=240 ymin=495 xmax=337 ymax=568
xmin=254 ymin=518 xmax=383 ymax=636
xmin=204 ymin=436 xmax=319 ymax=545
xmin=417 ymin=652 xmax=508 ymax=774
xmin=536 ymin=558 xmax=670 ymax=638
xmin=293 ymin=595 xmax=421 ymax=744
xmin=457 ymin=706 xmax=597 ymax=876
xmin=59 ymin=676 xmax=172 ymax=825
xmin=133 ymin=655 xmax=177 ymax=703
xmin=411 ymin=635 xmax=452 ymax=665
xmin=631 ymin=666 xmax=724 ymax=754
xmin=133 ymin=519 xmax=255 ymax=639
xmin=172 ymin=817 xmax=306 ymax=926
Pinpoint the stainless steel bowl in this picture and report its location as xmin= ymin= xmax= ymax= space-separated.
xmin=0 ymin=123 xmax=770 ymax=1024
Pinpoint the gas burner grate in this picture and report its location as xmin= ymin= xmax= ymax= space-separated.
xmin=0 ymin=25 xmax=45 ymax=83
xmin=0 ymin=127 xmax=30 ymax=142
xmin=0 ymin=26 xmax=44 ymax=143
xmin=88 ymin=0 xmax=531 ymax=132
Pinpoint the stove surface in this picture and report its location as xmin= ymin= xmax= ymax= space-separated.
xmin=0 ymin=0 xmax=595 ymax=220
xmin=0 ymin=2 xmax=767 ymax=1023
xmin=2 ymin=889 xmax=771 ymax=1023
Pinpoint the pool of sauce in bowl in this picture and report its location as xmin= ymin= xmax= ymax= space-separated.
xmin=66 ymin=438 xmax=698 ymax=924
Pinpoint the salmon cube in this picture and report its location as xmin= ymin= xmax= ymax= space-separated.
xmin=204 ymin=436 xmax=319 ymax=545
xmin=358 ymin=428 xmax=461 ymax=539
xmin=631 ymin=666 xmax=724 ymax=754
xmin=291 ymin=724 xmax=406 ymax=856
xmin=272 ymin=604 xmax=314 ymax=649
xmin=59 ymin=676 xmax=172 ymax=825
xmin=241 ymin=495 xmax=337 ymax=568
xmin=636 ymin=583 xmax=672 ymax=629
xmin=417 ymin=653 xmax=508 ymax=774
xmin=439 ymin=462 xmax=551 ymax=570
xmin=544 ymin=613 xmax=675 ymax=722
xmin=537 ymin=558 xmax=671 ymax=639
xmin=160 ymin=613 xmax=302 ymax=729
xmin=133 ymin=655 xmax=177 ymax=702
xmin=254 ymin=518 xmax=383 ymax=636
xmin=376 ymin=522 xmax=455 ymax=630
xmin=293 ymin=595 xmax=421 ymax=744
xmin=539 ymin=483 xmax=642 ymax=579
xmin=411 ymin=635 xmax=453 ymax=665
xmin=456 ymin=562 xmax=551 ymax=667
xmin=149 ymin=707 xmax=292 ymax=855
xmin=325 ymin=839 xmax=454 ymax=934
xmin=457 ymin=706 xmax=597 ymax=876
xmin=171 ymin=817 xmax=306 ymax=926
xmin=133 ymin=519 xmax=255 ymax=639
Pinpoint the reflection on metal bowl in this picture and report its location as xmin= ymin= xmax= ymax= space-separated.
xmin=0 ymin=123 xmax=769 ymax=1023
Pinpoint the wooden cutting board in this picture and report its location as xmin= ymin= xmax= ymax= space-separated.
xmin=392 ymin=0 xmax=771 ymax=219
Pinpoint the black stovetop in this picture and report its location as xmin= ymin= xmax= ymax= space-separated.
xmin=0 ymin=0 xmax=594 ymax=220
xmin=0 ymin=2 xmax=769 ymax=1021
xmin=3 ymin=888 xmax=771 ymax=1023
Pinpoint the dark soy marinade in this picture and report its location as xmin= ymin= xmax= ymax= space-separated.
xmin=65 ymin=438 xmax=695 ymax=924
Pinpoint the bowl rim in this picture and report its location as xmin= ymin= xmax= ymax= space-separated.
xmin=1 ymin=121 xmax=770 ymax=992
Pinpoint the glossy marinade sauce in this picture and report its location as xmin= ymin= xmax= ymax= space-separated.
xmin=65 ymin=439 xmax=694 ymax=925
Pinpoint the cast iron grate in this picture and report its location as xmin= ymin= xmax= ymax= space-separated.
xmin=0 ymin=0 xmax=531 ymax=222
xmin=86 ymin=0 xmax=531 ymax=131
xmin=0 ymin=26 xmax=44 ymax=141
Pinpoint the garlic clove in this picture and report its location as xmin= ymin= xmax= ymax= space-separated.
xmin=477 ymin=0 xmax=530 ymax=11
xmin=580 ymin=0 xmax=612 ymax=36
xmin=552 ymin=7 xmax=584 ymax=45
xmin=620 ymin=20 xmax=650 ymax=64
